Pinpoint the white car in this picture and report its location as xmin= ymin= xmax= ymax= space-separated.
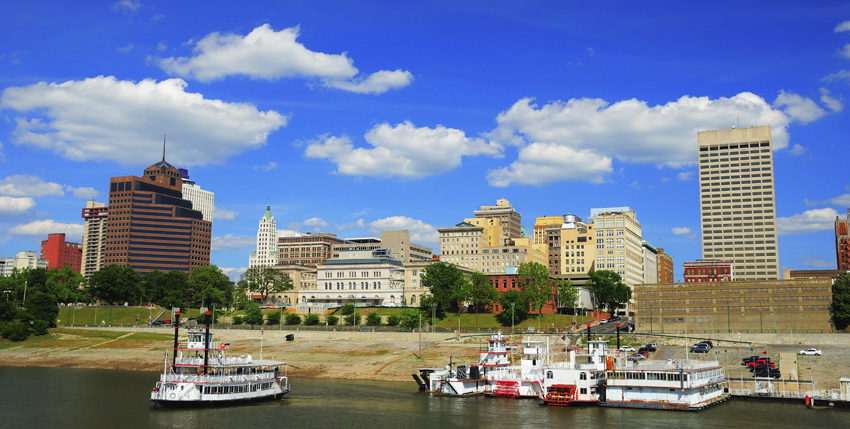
xmin=599 ymin=319 xmax=608 ymax=324
xmin=619 ymin=345 xmax=636 ymax=352
xmin=798 ymin=348 xmax=822 ymax=356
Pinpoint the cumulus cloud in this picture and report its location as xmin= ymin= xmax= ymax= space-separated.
xmin=253 ymin=161 xmax=277 ymax=171
xmin=0 ymin=196 xmax=35 ymax=213
xmin=65 ymin=185 xmax=99 ymax=199
xmin=1 ymin=76 xmax=287 ymax=166
xmin=220 ymin=266 xmax=247 ymax=281
xmin=485 ymin=92 xmax=816 ymax=185
xmin=0 ymin=175 xmax=64 ymax=197
xmin=829 ymin=194 xmax=850 ymax=207
xmin=7 ymin=219 xmax=83 ymax=237
xmin=777 ymin=208 xmax=839 ymax=235
xmin=773 ymin=90 xmax=828 ymax=124
xmin=788 ymin=144 xmax=807 ymax=156
xmin=672 ymin=226 xmax=697 ymax=239
xmin=117 ymin=44 xmax=135 ymax=53
xmin=303 ymin=217 xmax=329 ymax=228
xmin=335 ymin=219 xmax=365 ymax=230
xmin=213 ymin=207 xmax=238 ymax=220
xmin=305 ymin=121 xmax=501 ymax=179
xmin=823 ymin=70 xmax=850 ymax=83
xmin=368 ymin=216 xmax=439 ymax=246
xmin=836 ymin=20 xmax=850 ymax=32
xmin=676 ymin=171 xmax=694 ymax=181
xmin=210 ymin=234 xmax=255 ymax=251
xmin=276 ymin=229 xmax=298 ymax=237
xmin=842 ymin=44 xmax=850 ymax=59
xmin=820 ymin=88 xmax=844 ymax=112
xmin=155 ymin=24 xmax=413 ymax=94
xmin=111 ymin=0 xmax=141 ymax=13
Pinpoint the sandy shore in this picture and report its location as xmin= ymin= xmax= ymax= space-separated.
xmin=1 ymin=327 xmax=846 ymax=391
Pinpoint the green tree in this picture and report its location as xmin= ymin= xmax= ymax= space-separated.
xmin=325 ymin=315 xmax=339 ymax=326
xmin=365 ymin=312 xmax=382 ymax=326
xmin=266 ymin=310 xmax=282 ymax=325
xmin=0 ymin=300 xmax=18 ymax=322
xmin=420 ymin=262 xmax=469 ymax=316
xmin=239 ymin=267 xmax=294 ymax=304
xmin=45 ymin=266 xmax=86 ymax=304
xmin=304 ymin=314 xmax=320 ymax=325
xmin=25 ymin=291 xmax=59 ymax=327
xmin=586 ymin=270 xmax=632 ymax=314
xmin=188 ymin=265 xmax=233 ymax=309
xmin=32 ymin=320 xmax=50 ymax=336
xmin=89 ymin=265 xmax=141 ymax=304
xmin=831 ymin=272 xmax=850 ymax=329
xmin=555 ymin=279 xmax=580 ymax=314
xmin=160 ymin=271 xmax=190 ymax=309
xmin=344 ymin=313 xmax=361 ymax=326
xmin=340 ymin=303 xmax=355 ymax=315
xmin=467 ymin=271 xmax=498 ymax=331
xmin=517 ymin=262 xmax=552 ymax=319
xmin=386 ymin=314 xmax=400 ymax=326
xmin=496 ymin=289 xmax=530 ymax=327
xmin=284 ymin=313 xmax=302 ymax=325
xmin=1 ymin=321 xmax=30 ymax=342
xmin=398 ymin=309 xmax=421 ymax=329
xmin=243 ymin=301 xmax=264 ymax=329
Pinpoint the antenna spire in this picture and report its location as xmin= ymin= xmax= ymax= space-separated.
xmin=162 ymin=134 xmax=166 ymax=162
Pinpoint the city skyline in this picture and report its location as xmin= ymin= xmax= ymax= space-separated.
xmin=1 ymin=2 xmax=849 ymax=280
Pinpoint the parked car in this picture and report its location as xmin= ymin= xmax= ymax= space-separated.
xmin=619 ymin=345 xmax=636 ymax=352
xmin=742 ymin=356 xmax=771 ymax=365
xmin=747 ymin=360 xmax=775 ymax=370
xmin=599 ymin=319 xmax=608 ymax=324
xmin=150 ymin=321 xmax=163 ymax=326
xmin=696 ymin=341 xmax=713 ymax=348
xmin=628 ymin=353 xmax=647 ymax=361
xmin=798 ymin=348 xmax=822 ymax=356
xmin=690 ymin=344 xmax=710 ymax=353
xmin=753 ymin=369 xmax=781 ymax=379
xmin=750 ymin=363 xmax=776 ymax=372
xmin=643 ymin=343 xmax=658 ymax=352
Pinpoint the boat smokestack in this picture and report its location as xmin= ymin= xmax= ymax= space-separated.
xmin=172 ymin=309 xmax=181 ymax=369
xmin=203 ymin=310 xmax=211 ymax=373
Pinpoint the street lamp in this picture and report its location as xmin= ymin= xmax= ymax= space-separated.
xmin=431 ymin=302 xmax=436 ymax=334
xmin=3 ymin=290 xmax=9 ymax=301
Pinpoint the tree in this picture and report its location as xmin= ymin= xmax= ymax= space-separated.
xmin=586 ymin=270 xmax=632 ymax=314
xmin=555 ymin=279 xmax=580 ymax=314
xmin=266 ymin=311 xmax=282 ymax=325
xmin=340 ymin=303 xmax=355 ymax=315
xmin=365 ymin=312 xmax=381 ymax=326
xmin=25 ymin=291 xmax=59 ymax=327
xmin=0 ymin=300 xmax=18 ymax=322
xmin=284 ymin=313 xmax=302 ymax=325
xmin=467 ymin=272 xmax=498 ymax=331
xmin=188 ymin=265 xmax=233 ymax=310
xmin=831 ymin=272 xmax=850 ymax=329
xmin=398 ymin=309 xmax=421 ymax=329
xmin=89 ymin=265 xmax=141 ymax=304
xmin=386 ymin=314 xmax=400 ymax=326
xmin=325 ymin=315 xmax=339 ymax=326
xmin=344 ymin=313 xmax=361 ymax=326
xmin=517 ymin=262 xmax=552 ymax=319
xmin=239 ymin=267 xmax=294 ymax=304
xmin=303 ymin=314 xmax=320 ymax=325
xmin=243 ymin=301 xmax=264 ymax=329
xmin=420 ymin=262 xmax=469 ymax=316
xmin=161 ymin=271 xmax=190 ymax=309
xmin=1 ymin=321 xmax=30 ymax=342
xmin=496 ymin=289 xmax=530 ymax=327
xmin=45 ymin=266 xmax=86 ymax=304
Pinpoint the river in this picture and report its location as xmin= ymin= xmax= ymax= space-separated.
xmin=1 ymin=367 xmax=845 ymax=428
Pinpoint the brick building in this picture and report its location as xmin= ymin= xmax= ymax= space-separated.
xmin=40 ymin=233 xmax=82 ymax=272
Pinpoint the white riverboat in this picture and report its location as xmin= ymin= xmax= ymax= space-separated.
xmin=415 ymin=332 xmax=511 ymax=396
xmin=602 ymin=358 xmax=728 ymax=411
xmin=487 ymin=338 xmax=548 ymax=398
xmin=539 ymin=340 xmax=609 ymax=406
xmin=150 ymin=313 xmax=290 ymax=408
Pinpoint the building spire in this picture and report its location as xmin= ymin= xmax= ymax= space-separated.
xmin=162 ymin=134 xmax=167 ymax=162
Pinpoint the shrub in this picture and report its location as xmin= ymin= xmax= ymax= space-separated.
xmin=266 ymin=311 xmax=282 ymax=325
xmin=232 ymin=316 xmax=244 ymax=325
xmin=365 ymin=312 xmax=381 ymax=326
xmin=303 ymin=314 xmax=320 ymax=325
xmin=1 ymin=321 xmax=31 ymax=342
xmin=386 ymin=315 xmax=400 ymax=327
xmin=340 ymin=303 xmax=355 ymax=315
xmin=284 ymin=313 xmax=302 ymax=325
xmin=325 ymin=315 xmax=339 ymax=326
xmin=32 ymin=320 xmax=50 ymax=336
xmin=344 ymin=313 xmax=361 ymax=325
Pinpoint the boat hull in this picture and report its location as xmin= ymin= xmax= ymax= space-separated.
xmin=152 ymin=390 xmax=290 ymax=408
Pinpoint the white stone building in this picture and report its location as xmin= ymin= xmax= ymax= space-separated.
xmin=248 ymin=205 xmax=278 ymax=268
xmin=310 ymin=248 xmax=405 ymax=307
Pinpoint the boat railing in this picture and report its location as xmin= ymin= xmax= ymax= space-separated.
xmin=176 ymin=356 xmax=252 ymax=366
xmin=488 ymin=367 xmax=544 ymax=382
xmin=612 ymin=359 xmax=719 ymax=372
xmin=163 ymin=372 xmax=277 ymax=384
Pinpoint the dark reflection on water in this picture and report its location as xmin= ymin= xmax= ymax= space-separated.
xmin=1 ymin=367 xmax=846 ymax=429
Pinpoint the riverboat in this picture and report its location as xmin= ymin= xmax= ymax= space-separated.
xmin=602 ymin=358 xmax=728 ymax=411
xmin=539 ymin=340 xmax=609 ymax=406
xmin=150 ymin=311 xmax=290 ymax=408
xmin=414 ymin=332 xmax=511 ymax=396
xmin=486 ymin=338 xmax=548 ymax=398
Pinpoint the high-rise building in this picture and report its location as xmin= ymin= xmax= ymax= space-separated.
xmin=379 ymin=230 xmax=434 ymax=263
xmin=2 ymin=251 xmax=48 ymax=276
xmin=104 ymin=155 xmax=212 ymax=274
xmin=835 ymin=210 xmax=850 ymax=271
xmin=590 ymin=207 xmax=644 ymax=288
xmin=81 ymin=201 xmax=108 ymax=278
xmin=178 ymin=168 xmax=215 ymax=223
xmin=473 ymin=199 xmax=522 ymax=240
xmin=656 ymin=248 xmax=674 ymax=284
xmin=545 ymin=214 xmax=594 ymax=276
xmin=248 ymin=205 xmax=278 ymax=268
xmin=641 ymin=241 xmax=658 ymax=285
xmin=698 ymin=126 xmax=779 ymax=280
xmin=278 ymin=232 xmax=347 ymax=267
xmin=40 ymin=233 xmax=82 ymax=272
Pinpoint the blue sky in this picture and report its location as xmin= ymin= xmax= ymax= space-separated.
xmin=1 ymin=1 xmax=849 ymax=281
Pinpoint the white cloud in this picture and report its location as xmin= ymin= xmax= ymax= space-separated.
xmin=7 ymin=219 xmax=83 ymax=237
xmin=305 ymin=121 xmax=501 ymax=179
xmin=486 ymin=93 xmax=796 ymax=185
xmin=829 ymin=194 xmax=850 ymax=207
xmin=276 ymin=229 xmax=298 ymax=237
xmin=368 ymin=216 xmax=439 ymax=246
xmin=773 ymin=90 xmax=828 ymax=124
xmin=111 ymin=0 xmax=141 ymax=13
xmin=671 ymin=227 xmax=697 ymax=239
xmin=804 ymin=198 xmax=819 ymax=207
xmin=211 ymin=234 xmax=255 ymax=251
xmin=155 ymin=24 xmax=413 ymax=94
xmin=117 ymin=44 xmax=134 ymax=53
xmin=303 ymin=217 xmax=329 ymax=228
xmin=788 ymin=144 xmax=807 ymax=156
xmin=220 ymin=266 xmax=247 ymax=281
xmin=213 ymin=207 xmax=238 ymax=220
xmin=836 ymin=20 xmax=850 ymax=32
xmin=823 ymin=70 xmax=850 ymax=83
xmin=65 ymin=185 xmax=99 ymax=199
xmin=801 ymin=257 xmax=835 ymax=268
xmin=335 ymin=219 xmax=365 ymax=230
xmin=820 ymin=88 xmax=843 ymax=112
xmin=676 ymin=171 xmax=694 ymax=181
xmin=253 ymin=161 xmax=277 ymax=171
xmin=777 ymin=208 xmax=839 ymax=235
xmin=1 ymin=76 xmax=287 ymax=166
xmin=842 ymin=44 xmax=850 ymax=59
xmin=156 ymin=42 xmax=167 ymax=51
xmin=0 ymin=175 xmax=64 ymax=197
xmin=0 ymin=196 xmax=35 ymax=213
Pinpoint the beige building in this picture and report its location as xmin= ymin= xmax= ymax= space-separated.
xmin=311 ymin=248 xmax=405 ymax=308
xmin=642 ymin=241 xmax=658 ymax=285
xmin=438 ymin=221 xmax=484 ymax=271
xmin=634 ymin=279 xmax=832 ymax=333
xmin=278 ymin=232 xmax=347 ymax=267
xmin=473 ymin=198 xmax=522 ymax=239
xmin=268 ymin=264 xmax=317 ymax=307
xmin=698 ymin=126 xmax=779 ymax=280
xmin=81 ymin=200 xmax=108 ymax=279
xmin=545 ymin=214 xmax=594 ymax=276
xmin=379 ymin=230 xmax=434 ymax=263
xmin=590 ymin=207 xmax=644 ymax=288
xmin=438 ymin=221 xmax=545 ymax=274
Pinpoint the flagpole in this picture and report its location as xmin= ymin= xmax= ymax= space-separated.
xmin=261 ymin=328 xmax=264 ymax=361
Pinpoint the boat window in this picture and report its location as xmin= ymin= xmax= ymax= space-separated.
xmin=580 ymin=372 xmax=587 ymax=380
xmin=547 ymin=371 xmax=553 ymax=379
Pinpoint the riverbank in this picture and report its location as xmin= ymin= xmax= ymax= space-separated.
xmin=0 ymin=327 xmax=847 ymax=390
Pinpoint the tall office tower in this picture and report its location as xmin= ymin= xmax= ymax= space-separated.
xmin=278 ymin=232 xmax=347 ymax=267
xmin=473 ymin=199 xmax=522 ymax=240
xmin=105 ymin=156 xmax=212 ymax=274
xmin=178 ymin=168 xmax=215 ymax=223
xmin=590 ymin=207 xmax=644 ymax=287
xmin=698 ymin=126 xmax=779 ymax=280
xmin=835 ymin=210 xmax=850 ymax=271
xmin=40 ymin=233 xmax=82 ymax=272
xmin=81 ymin=201 xmax=108 ymax=278
xmin=641 ymin=241 xmax=658 ymax=284
xmin=546 ymin=214 xmax=594 ymax=276
xmin=534 ymin=215 xmax=565 ymax=273
xmin=249 ymin=205 xmax=278 ymax=268
xmin=380 ymin=230 xmax=434 ymax=263
xmin=656 ymin=247 xmax=674 ymax=283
